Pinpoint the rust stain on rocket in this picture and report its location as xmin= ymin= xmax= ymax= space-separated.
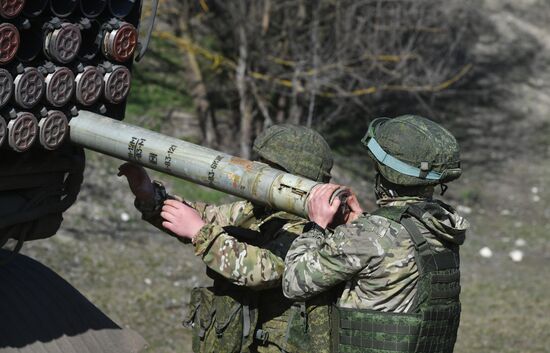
xmin=226 ymin=172 xmax=241 ymax=189
xmin=229 ymin=157 xmax=255 ymax=172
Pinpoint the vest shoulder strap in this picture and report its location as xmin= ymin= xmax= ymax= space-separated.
xmin=401 ymin=205 xmax=459 ymax=273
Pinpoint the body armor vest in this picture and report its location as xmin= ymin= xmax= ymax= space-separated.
xmin=334 ymin=204 xmax=461 ymax=353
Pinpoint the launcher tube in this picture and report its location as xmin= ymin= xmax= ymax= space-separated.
xmin=69 ymin=111 xmax=319 ymax=218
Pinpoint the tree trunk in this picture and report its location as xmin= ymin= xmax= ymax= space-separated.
xmin=179 ymin=2 xmax=218 ymax=147
xmin=236 ymin=22 xmax=254 ymax=158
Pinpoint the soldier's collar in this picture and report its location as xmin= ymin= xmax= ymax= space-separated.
xmin=377 ymin=196 xmax=429 ymax=208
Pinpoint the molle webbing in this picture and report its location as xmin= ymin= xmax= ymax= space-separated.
xmin=336 ymin=205 xmax=461 ymax=353
xmin=337 ymin=303 xmax=460 ymax=353
xmin=411 ymin=304 xmax=461 ymax=353
xmin=337 ymin=304 xmax=461 ymax=353
xmin=338 ymin=308 xmax=422 ymax=352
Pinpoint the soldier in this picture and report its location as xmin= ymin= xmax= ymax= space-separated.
xmin=283 ymin=115 xmax=469 ymax=353
xmin=118 ymin=124 xmax=335 ymax=353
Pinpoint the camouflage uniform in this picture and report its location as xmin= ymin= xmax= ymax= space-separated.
xmin=283 ymin=197 xmax=468 ymax=310
xmin=136 ymin=124 xmax=335 ymax=353
xmin=284 ymin=116 xmax=468 ymax=353
xmin=192 ymin=200 xmax=300 ymax=289
xmin=139 ymin=193 xmax=333 ymax=353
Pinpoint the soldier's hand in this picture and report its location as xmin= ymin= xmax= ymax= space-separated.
xmin=344 ymin=192 xmax=363 ymax=224
xmin=161 ymin=199 xmax=206 ymax=241
xmin=308 ymin=184 xmax=346 ymax=229
xmin=117 ymin=163 xmax=154 ymax=201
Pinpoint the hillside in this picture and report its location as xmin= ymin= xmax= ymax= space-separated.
xmin=14 ymin=1 xmax=550 ymax=352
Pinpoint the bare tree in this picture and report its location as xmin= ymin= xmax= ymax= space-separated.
xmin=160 ymin=0 xmax=219 ymax=147
xmin=156 ymin=0 xmax=479 ymax=151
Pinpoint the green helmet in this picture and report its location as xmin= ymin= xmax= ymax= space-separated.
xmin=253 ymin=124 xmax=333 ymax=182
xmin=361 ymin=115 xmax=461 ymax=186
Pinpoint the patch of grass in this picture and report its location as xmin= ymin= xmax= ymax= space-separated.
xmin=126 ymin=37 xmax=193 ymax=122
xmin=458 ymin=187 xmax=482 ymax=205
xmin=457 ymin=253 xmax=550 ymax=353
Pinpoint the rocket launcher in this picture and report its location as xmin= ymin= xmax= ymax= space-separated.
xmin=0 ymin=0 xmax=159 ymax=252
xmin=0 ymin=0 xmax=346 ymax=253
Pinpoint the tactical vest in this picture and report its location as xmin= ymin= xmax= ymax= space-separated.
xmin=334 ymin=204 xmax=461 ymax=353
xmin=185 ymin=214 xmax=333 ymax=353
xmin=185 ymin=279 xmax=257 ymax=353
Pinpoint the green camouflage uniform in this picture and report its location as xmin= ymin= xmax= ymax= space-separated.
xmin=283 ymin=197 xmax=468 ymax=310
xmin=139 ymin=195 xmax=333 ymax=353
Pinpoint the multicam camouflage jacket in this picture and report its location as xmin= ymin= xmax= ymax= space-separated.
xmin=192 ymin=199 xmax=308 ymax=289
xmin=136 ymin=187 xmax=333 ymax=353
xmin=282 ymin=197 xmax=469 ymax=311
xmin=136 ymin=188 xmax=303 ymax=289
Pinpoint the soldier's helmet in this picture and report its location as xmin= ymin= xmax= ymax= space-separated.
xmin=361 ymin=115 xmax=461 ymax=186
xmin=253 ymin=124 xmax=333 ymax=182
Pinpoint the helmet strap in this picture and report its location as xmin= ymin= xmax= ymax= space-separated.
xmin=377 ymin=173 xmax=436 ymax=200
xmin=374 ymin=173 xmax=384 ymax=200
xmin=375 ymin=173 xmax=398 ymax=200
xmin=439 ymin=183 xmax=449 ymax=196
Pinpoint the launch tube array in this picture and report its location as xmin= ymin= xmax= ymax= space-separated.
xmin=0 ymin=0 xmax=142 ymax=152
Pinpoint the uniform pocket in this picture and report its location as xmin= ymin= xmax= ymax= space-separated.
xmin=211 ymin=294 xmax=245 ymax=353
xmin=184 ymin=287 xmax=216 ymax=352
xmin=213 ymin=294 xmax=243 ymax=336
xmin=284 ymin=303 xmax=310 ymax=352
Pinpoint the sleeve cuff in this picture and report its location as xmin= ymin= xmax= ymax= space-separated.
xmin=303 ymin=221 xmax=326 ymax=236
xmin=193 ymin=223 xmax=226 ymax=256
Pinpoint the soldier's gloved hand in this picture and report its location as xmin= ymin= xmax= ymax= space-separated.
xmin=161 ymin=199 xmax=206 ymax=241
xmin=117 ymin=163 xmax=155 ymax=201
xmin=308 ymin=184 xmax=346 ymax=229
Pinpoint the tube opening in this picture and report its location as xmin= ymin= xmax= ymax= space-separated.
xmin=16 ymin=25 xmax=40 ymax=62
xmin=39 ymin=110 xmax=68 ymax=150
xmin=81 ymin=0 xmax=107 ymax=19
xmin=75 ymin=66 xmax=103 ymax=106
xmin=102 ymin=22 xmax=137 ymax=62
xmin=50 ymin=0 xmax=78 ymax=18
xmin=108 ymin=0 xmax=135 ymax=18
xmin=44 ymin=22 xmax=82 ymax=64
xmin=22 ymin=0 xmax=48 ymax=18
xmin=103 ymin=65 xmax=131 ymax=104
xmin=44 ymin=66 xmax=75 ymax=107
xmin=14 ymin=67 xmax=45 ymax=109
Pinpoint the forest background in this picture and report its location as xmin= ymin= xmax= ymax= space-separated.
xmin=20 ymin=0 xmax=550 ymax=352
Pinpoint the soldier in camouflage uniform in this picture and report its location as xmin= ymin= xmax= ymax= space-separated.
xmin=283 ymin=115 xmax=469 ymax=353
xmin=118 ymin=124 xmax=335 ymax=353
